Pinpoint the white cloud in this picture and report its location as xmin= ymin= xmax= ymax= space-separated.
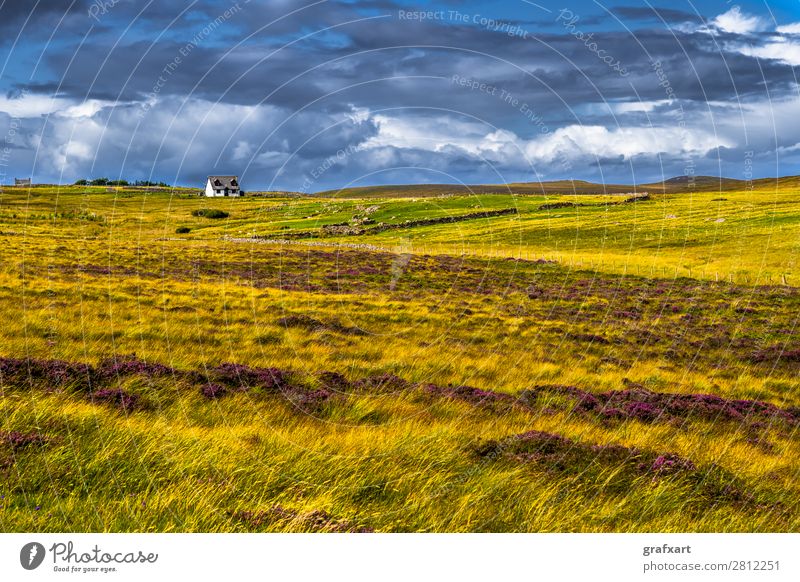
xmin=711 ymin=6 xmax=768 ymax=35
xmin=734 ymin=38 xmax=800 ymax=66
xmin=365 ymin=114 xmax=496 ymax=154
xmin=0 ymin=93 xmax=61 ymax=117
xmin=694 ymin=9 xmax=800 ymax=66
xmin=362 ymin=114 xmax=728 ymax=168
xmin=57 ymin=100 xmax=118 ymax=119
xmin=776 ymin=22 xmax=800 ymax=34
xmin=523 ymin=125 xmax=727 ymax=163
xmin=0 ymin=94 xmax=124 ymax=118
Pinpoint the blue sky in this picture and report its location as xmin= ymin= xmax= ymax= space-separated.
xmin=1 ymin=0 xmax=799 ymax=190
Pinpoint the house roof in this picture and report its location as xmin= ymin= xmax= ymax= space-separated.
xmin=207 ymin=175 xmax=239 ymax=189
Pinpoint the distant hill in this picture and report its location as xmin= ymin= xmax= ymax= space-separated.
xmin=314 ymin=180 xmax=646 ymax=198
xmin=646 ymin=175 xmax=745 ymax=191
xmin=644 ymin=174 xmax=800 ymax=192
xmin=314 ymin=175 xmax=799 ymax=198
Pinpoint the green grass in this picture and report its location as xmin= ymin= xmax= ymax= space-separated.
xmin=0 ymin=183 xmax=798 ymax=532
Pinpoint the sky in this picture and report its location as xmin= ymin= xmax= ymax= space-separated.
xmin=0 ymin=0 xmax=799 ymax=191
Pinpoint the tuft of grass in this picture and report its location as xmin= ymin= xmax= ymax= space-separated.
xmin=192 ymin=208 xmax=229 ymax=219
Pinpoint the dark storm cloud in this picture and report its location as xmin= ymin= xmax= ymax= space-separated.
xmin=1 ymin=0 xmax=798 ymax=187
xmin=26 ymin=12 xmax=795 ymax=121
xmin=610 ymin=6 xmax=703 ymax=24
xmin=2 ymin=0 xmax=109 ymax=47
xmin=0 ymin=0 xmax=90 ymax=25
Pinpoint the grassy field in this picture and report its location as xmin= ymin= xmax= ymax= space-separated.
xmin=0 ymin=183 xmax=798 ymax=532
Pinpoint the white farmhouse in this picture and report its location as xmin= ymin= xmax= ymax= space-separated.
xmin=204 ymin=175 xmax=242 ymax=197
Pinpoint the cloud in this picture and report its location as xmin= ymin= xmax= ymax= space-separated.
xmin=361 ymin=112 xmax=728 ymax=170
xmin=521 ymin=124 xmax=726 ymax=167
xmin=735 ymin=38 xmax=800 ymax=66
xmin=1 ymin=0 xmax=799 ymax=187
xmin=0 ymin=0 xmax=91 ymax=37
xmin=4 ymin=94 xmax=382 ymax=188
xmin=0 ymin=93 xmax=62 ymax=117
xmin=610 ymin=7 xmax=701 ymax=25
xmin=709 ymin=6 xmax=768 ymax=35
xmin=776 ymin=22 xmax=800 ymax=35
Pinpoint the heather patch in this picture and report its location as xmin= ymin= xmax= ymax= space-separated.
xmin=0 ymin=430 xmax=49 ymax=452
xmin=691 ymin=463 xmax=789 ymax=515
xmin=473 ymin=430 xmax=696 ymax=487
xmin=649 ymin=453 xmax=697 ymax=475
xmin=284 ymin=387 xmax=335 ymax=414
xmin=97 ymin=354 xmax=177 ymax=381
xmin=423 ymin=383 xmax=514 ymax=409
xmin=201 ymin=383 xmax=228 ymax=400
xmin=472 ymin=428 xmax=786 ymax=513
xmin=209 ymin=363 xmax=291 ymax=392
xmin=523 ymin=385 xmax=798 ymax=425
xmin=0 ymin=355 xmax=181 ymax=394
xmin=2 ymin=355 xmax=796 ymax=428
xmin=750 ymin=346 xmax=800 ymax=365
xmin=317 ymin=371 xmax=352 ymax=392
xmin=0 ymin=357 xmax=95 ymax=391
xmin=89 ymin=388 xmax=141 ymax=411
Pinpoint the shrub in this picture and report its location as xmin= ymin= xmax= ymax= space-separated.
xmin=134 ymin=180 xmax=169 ymax=187
xmin=192 ymin=209 xmax=229 ymax=219
xmin=175 ymin=226 xmax=191 ymax=234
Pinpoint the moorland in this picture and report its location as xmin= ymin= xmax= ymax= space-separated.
xmin=0 ymin=179 xmax=798 ymax=532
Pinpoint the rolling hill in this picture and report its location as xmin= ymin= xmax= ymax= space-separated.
xmin=314 ymin=174 xmax=799 ymax=198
